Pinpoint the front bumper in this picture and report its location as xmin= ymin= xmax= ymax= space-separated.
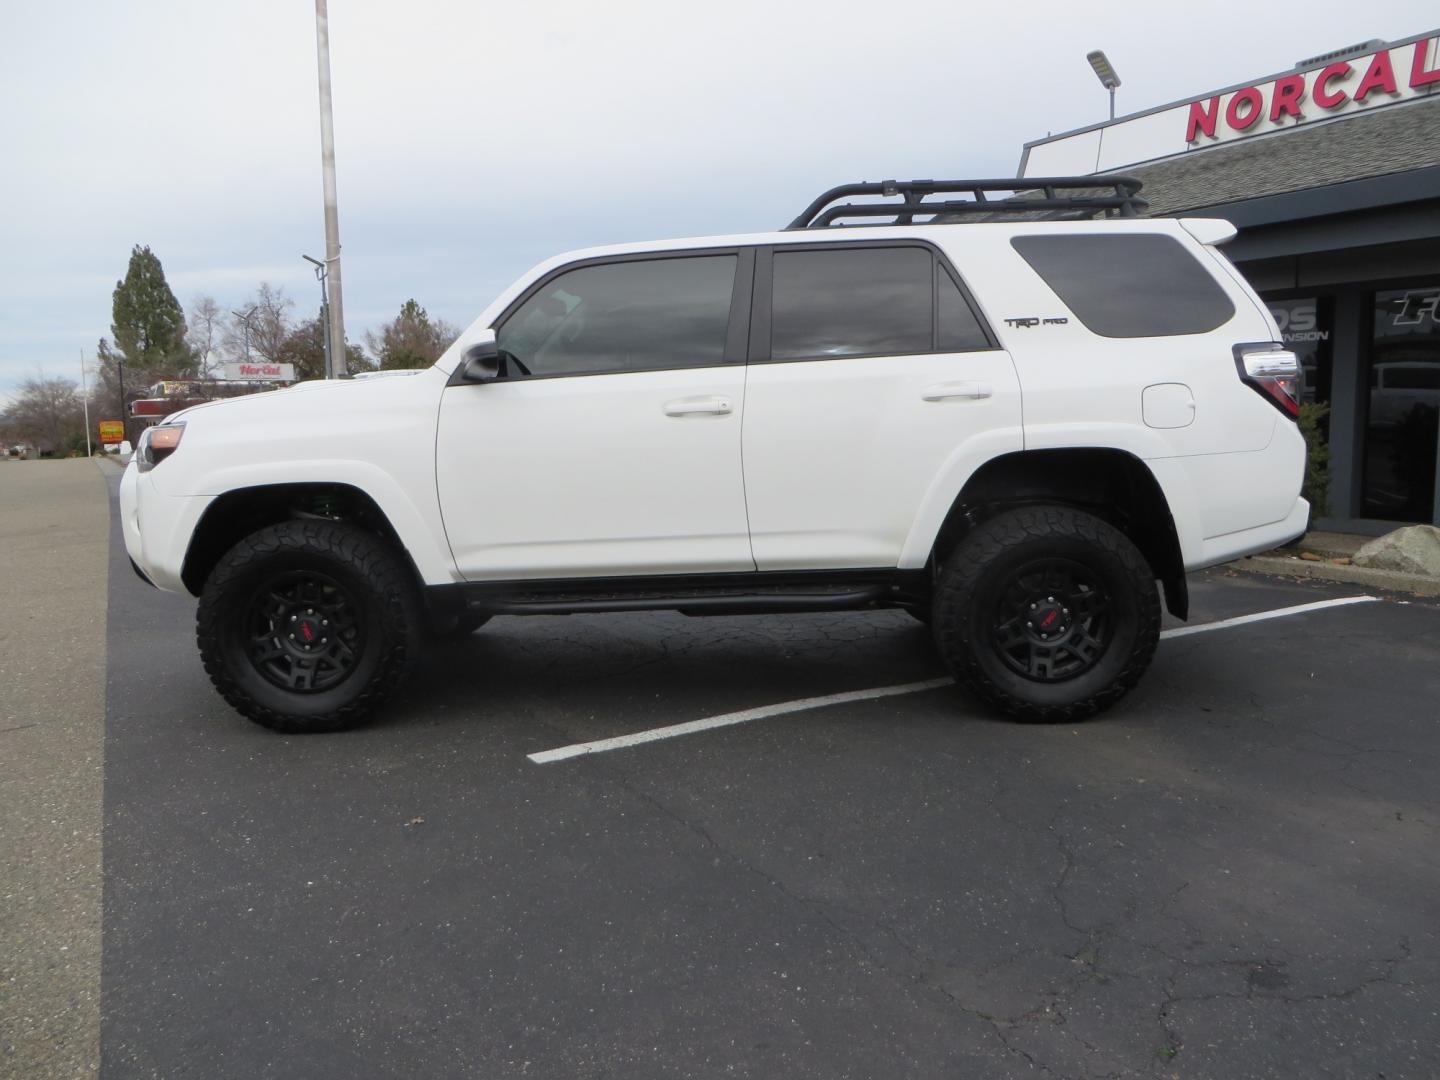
xmin=119 ymin=463 xmax=214 ymax=595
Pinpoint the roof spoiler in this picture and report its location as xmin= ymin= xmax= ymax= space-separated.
xmin=1180 ymin=218 xmax=1238 ymax=246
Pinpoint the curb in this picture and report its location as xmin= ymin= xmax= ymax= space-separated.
xmin=1231 ymin=553 xmax=1440 ymax=596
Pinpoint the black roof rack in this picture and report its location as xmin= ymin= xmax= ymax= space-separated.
xmin=786 ymin=175 xmax=1148 ymax=229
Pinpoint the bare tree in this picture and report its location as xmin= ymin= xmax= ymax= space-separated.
xmin=225 ymin=283 xmax=294 ymax=363
xmin=187 ymin=295 xmax=228 ymax=377
xmin=1 ymin=375 xmax=87 ymax=454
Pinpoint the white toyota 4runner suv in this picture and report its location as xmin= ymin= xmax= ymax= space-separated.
xmin=121 ymin=177 xmax=1308 ymax=733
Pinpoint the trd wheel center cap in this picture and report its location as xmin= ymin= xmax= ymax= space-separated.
xmin=1026 ymin=601 xmax=1070 ymax=640
xmin=286 ymin=613 xmax=326 ymax=651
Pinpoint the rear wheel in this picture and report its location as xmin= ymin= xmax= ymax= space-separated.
xmin=196 ymin=520 xmax=422 ymax=733
xmin=932 ymin=506 xmax=1160 ymax=722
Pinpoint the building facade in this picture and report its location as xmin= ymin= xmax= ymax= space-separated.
xmin=1022 ymin=30 xmax=1440 ymax=530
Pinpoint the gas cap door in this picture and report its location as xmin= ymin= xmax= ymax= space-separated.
xmin=1142 ymin=382 xmax=1196 ymax=429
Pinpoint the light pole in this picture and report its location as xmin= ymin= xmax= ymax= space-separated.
xmin=1087 ymin=50 xmax=1122 ymax=121
xmin=313 ymin=0 xmax=347 ymax=378
xmin=231 ymin=307 xmax=257 ymax=364
xmin=79 ymin=349 xmax=92 ymax=457
xmin=303 ymin=254 xmax=332 ymax=379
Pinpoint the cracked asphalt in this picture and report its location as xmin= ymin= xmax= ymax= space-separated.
xmin=93 ymin=469 xmax=1440 ymax=1080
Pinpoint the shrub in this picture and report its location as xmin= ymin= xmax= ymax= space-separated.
xmin=1298 ymin=401 xmax=1330 ymax=519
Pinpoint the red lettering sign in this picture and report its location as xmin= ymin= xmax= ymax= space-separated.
xmin=1313 ymin=61 xmax=1352 ymax=108
xmin=1269 ymin=74 xmax=1306 ymax=121
xmin=1410 ymin=38 xmax=1440 ymax=88
xmin=1225 ymin=86 xmax=1264 ymax=131
xmin=1186 ymin=96 xmax=1220 ymax=142
xmin=1354 ymin=50 xmax=1398 ymax=101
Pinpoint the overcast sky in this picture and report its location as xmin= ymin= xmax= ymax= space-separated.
xmin=1 ymin=0 xmax=1434 ymax=400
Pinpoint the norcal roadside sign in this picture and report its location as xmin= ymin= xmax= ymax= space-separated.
xmin=222 ymin=361 xmax=296 ymax=382
xmin=98 ymin=420 xmax=125 ymax=445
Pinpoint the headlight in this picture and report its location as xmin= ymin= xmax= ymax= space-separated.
xmin=136 ymin=423 xmax=185 ymax=472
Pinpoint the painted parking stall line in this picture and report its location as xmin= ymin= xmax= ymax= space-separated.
xmin=528 ymin=595 xmax=1381 ymax=764
xmin=527 ymin=679 xmax=954 ymax=764
xmin=1157 ymin=594 xmax=1379 ymax=639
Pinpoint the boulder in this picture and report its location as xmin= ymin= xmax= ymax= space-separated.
xmin=1352 ymin=525 xmax=1440 ymax=577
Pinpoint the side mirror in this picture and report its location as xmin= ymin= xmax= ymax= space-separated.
xmin=458 ymin=333 xmax=502 ymax=382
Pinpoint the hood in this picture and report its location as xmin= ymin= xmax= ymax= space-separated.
xmin=161 ymin=370 xmax=431 ymax=424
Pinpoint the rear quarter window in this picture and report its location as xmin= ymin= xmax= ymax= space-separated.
xmin=1011 ymin=234 xmax=1236 ymax=338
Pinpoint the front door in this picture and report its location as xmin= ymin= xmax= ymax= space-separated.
xmin=436 ymin=250 xmax=755 ymax=580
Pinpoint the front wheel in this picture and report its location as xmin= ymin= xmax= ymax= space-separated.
xmin=196 ymin=521 xmax=422 ymax=733
xmin=932 ymin=506 xmax=1160 ymax=722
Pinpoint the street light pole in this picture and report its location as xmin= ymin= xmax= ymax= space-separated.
xmin=79 ymin=349 xmax=92 ymax=457
xmin=303 ymin=254 xmax=331 ymax=378
xmin=1086 ymin=50 xmax=1122 ymax=122
xmin=314 ymin=0 xmax=347 ymax=379
xmin=231 ymin=307 xmax=257 ymax=364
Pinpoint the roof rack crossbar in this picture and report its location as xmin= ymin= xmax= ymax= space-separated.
xmin=786 ymin=175 xmax=1147 ymax=229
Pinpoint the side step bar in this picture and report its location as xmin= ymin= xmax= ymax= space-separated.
xmin=442 ymin=570 xmax=928 ymax=619
xmin=472 ymin=586 xmax=894 ymax=617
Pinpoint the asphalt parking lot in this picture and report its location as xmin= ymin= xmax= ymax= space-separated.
xmin=95 ymin=472 xmax=1440 ymax=1079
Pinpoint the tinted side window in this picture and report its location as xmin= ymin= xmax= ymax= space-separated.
xmin=1011 ymin=234 xmax=1235 ymax=338
xmin=771 ymin=247 xmax=932 ymax=360
xmin=497 ymin=255 xmax=737 ymax=376
xmin=938 ymin=266 xmax=990 ymax=352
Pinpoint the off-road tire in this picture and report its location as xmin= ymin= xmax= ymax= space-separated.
xmin=196 ymin=520 xmax=422 ymax=733
xmin=932 ymin=505 xmax=1160 ymax=722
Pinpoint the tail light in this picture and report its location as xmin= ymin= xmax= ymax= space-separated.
xmin=1233 ymin=343 xmax=1301 ymax=419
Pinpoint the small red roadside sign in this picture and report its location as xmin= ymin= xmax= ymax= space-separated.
xmin=98 ymin=420 xmax=125 ymax=445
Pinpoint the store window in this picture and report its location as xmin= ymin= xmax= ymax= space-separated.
xmin=1361 ymin=285 xmax=1440 ymax=522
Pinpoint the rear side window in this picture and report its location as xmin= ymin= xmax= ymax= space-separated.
xmin=1011 ymin=234 xmax=1235 ymax=338
xmin=772 ymin=247 xmax=931 ymax=360
xmin=769 ymin=246 xmax=992 ymax=360
xmin=938 ymin=267 xmax=990 ymax=352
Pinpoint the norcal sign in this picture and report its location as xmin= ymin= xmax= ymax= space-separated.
xmin=1186 ymin=38 xmax=1440 ymax=145
xmin=1021 ymin=31 xmax=1440 ymax=178
xmin=223 ymin=361 xmax=296 ymax=382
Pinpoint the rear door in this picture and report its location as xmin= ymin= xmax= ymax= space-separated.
xmin=741 ymin=241 xmax=1023 ymax=570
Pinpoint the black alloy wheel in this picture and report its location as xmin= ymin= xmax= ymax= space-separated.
xmin=989 ymin=557 xmax=1112 ymax=683
xmin=243 ymin=569 xmax=365 ymax=693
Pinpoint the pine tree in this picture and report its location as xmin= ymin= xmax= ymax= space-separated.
xmin=94 ymin=246 xmax=196 ymax=433
xmin=110 ymin=245 xmax=192 ymax=373
xmin=365 ymin=299 xmax=459 ymax=370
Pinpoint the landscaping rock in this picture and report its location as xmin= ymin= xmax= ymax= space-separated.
xmin=1353 ymin=524 xmax=1440 ymax=577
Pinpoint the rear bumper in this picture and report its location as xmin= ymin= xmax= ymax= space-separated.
xmin=1189 ymin=496 xmax=1309 ymax=571
xmin=119 ymin=463 xmax=213 ymax=595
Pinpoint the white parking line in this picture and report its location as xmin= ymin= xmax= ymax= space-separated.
xmin=527 ymin=678 xmax=954 ymax=764
xmin=528 ymin=594 xmax=1380 ymax=764
xmin=1157 ymin=594 xmax=1378 ymax=639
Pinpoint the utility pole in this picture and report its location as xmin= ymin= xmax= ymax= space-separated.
xmin=79 ymin=349 xmax=92 ymax=457
xmin=314 ymin=0 xmax=347 ymax=378
xmin=116 ymin=351 xmax=126 ymax=446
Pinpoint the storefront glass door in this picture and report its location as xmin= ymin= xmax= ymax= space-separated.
xmin=1361 ymin=285 xmax=1440 ymax=522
